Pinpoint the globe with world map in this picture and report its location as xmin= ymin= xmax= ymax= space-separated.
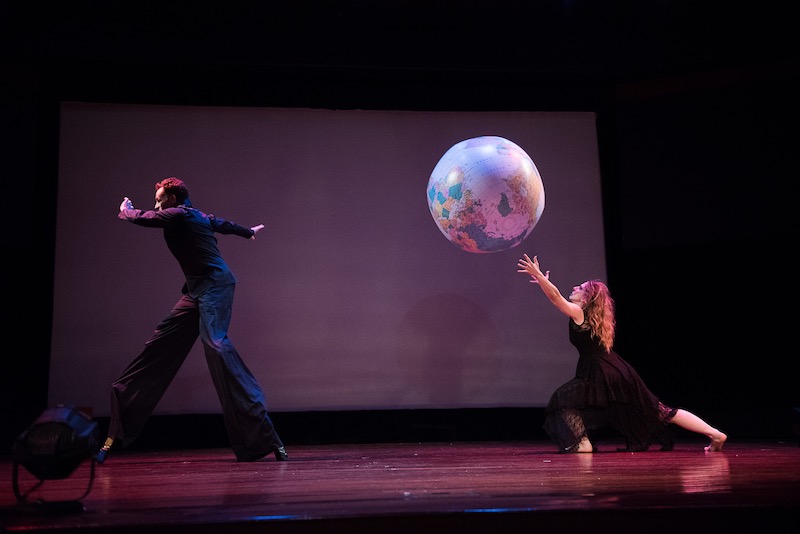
xmin=426 ymin=136 xmax=545 ymax=253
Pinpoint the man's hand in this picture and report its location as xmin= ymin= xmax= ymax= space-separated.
xmin=120 ymin=197 xmax=134 ymax=212
xmin=250 ymin=224 xmax=265 ymax=239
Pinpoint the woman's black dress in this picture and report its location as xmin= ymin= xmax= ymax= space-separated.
xmin=543 ymin=319 xmax=676 ymax=452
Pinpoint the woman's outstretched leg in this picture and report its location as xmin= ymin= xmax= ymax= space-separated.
xmin=669 ymin=409 xmax=727 ymax=451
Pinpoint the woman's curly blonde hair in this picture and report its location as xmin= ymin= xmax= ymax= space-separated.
xmin=580 ymin=280 xmax=616 ymax=352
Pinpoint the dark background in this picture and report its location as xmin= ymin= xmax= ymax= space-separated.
xmin=3 ymin=1 xmax=798 ymax=452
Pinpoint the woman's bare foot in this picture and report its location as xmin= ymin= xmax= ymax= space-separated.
xmin=576 ymin=436 xmax=594 ymax=453
xmin=704 ymin=431 xmax=727 ymax=452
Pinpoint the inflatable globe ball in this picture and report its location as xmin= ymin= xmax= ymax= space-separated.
xmin=427 ymin=136 xmax=545 ymax=254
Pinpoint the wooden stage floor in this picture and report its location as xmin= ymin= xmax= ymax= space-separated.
xmin=2 ymin=439 xmax=799 ymax=533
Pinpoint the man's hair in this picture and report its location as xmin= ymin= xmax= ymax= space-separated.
xmin=155 ymin=177 xmax=190 ymax=204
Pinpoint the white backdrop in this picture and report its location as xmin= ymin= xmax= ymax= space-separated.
xmin=49 ymin=103 xmax=606 ymax=416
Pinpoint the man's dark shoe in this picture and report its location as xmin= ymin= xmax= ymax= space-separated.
xmin=96 ymin=437 xmax=114 ymax=464
xmin=274 ymin=446 xmax=288 ymax=461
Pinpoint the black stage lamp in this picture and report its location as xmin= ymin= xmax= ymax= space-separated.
xmin=12 ymin=405 xmax=100 ymax=512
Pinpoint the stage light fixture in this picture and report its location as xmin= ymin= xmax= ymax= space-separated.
xmin=12 ymin=405 xmax=99 ymax=512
